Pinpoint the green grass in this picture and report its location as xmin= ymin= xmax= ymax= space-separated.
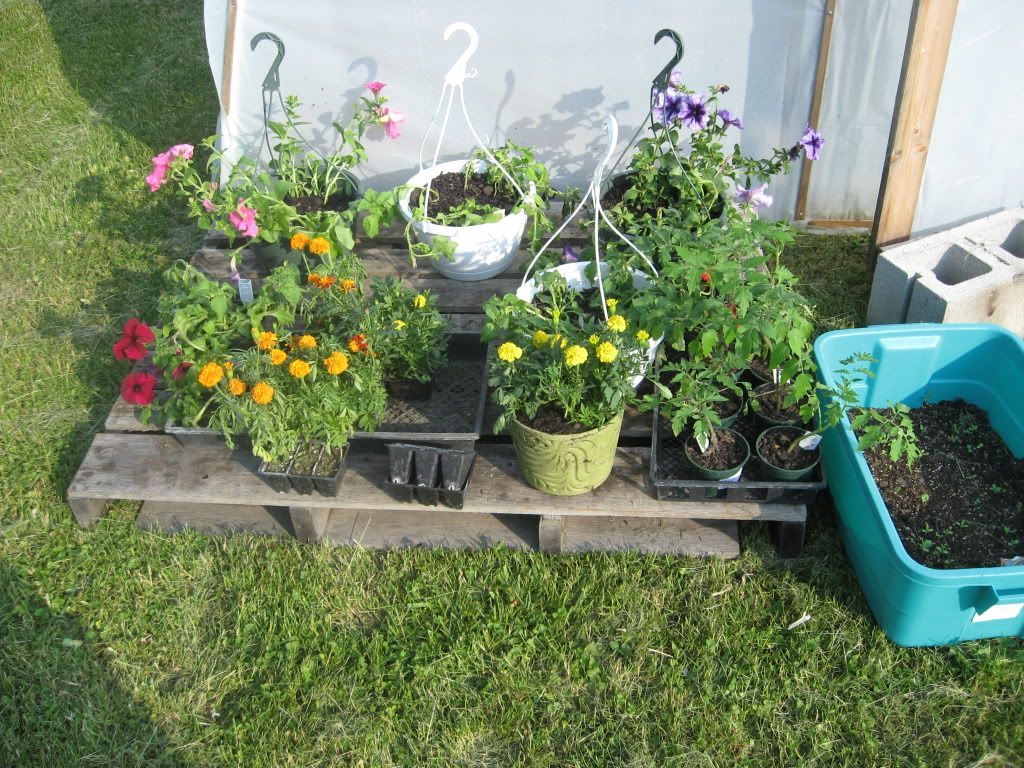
xmin=1 ymin=2 xmax=1022 ymax=766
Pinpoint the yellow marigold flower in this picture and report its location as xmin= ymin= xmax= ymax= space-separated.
xmin=308 ymin=237 xmax=330 ymax=255
xmin=197 ymin=362 xmax=224 ymax=388
xmin=532 ymin=330 xmax=550 ymax=348
xmin=412 ymin=294 xmax=427 ymax=309
xmin=606 ymin=298 xmax=618 ymax=311
xmin=324 ymin=351 xmax=349 ymax=376
xmin=497 ymin=342 xmax=523 ymax=363
xmin=393 ymin=319 xmax=407 ymax=330
xmin=636 ymin=329 xmax=651 ymax=342
xmin=269 ymin=348 xmax=287 ymax=365
xmin=596 ymin=341 xmax=618 ymax=364
xmin=228 ymin=378 xmax=247 ymax=396
xmin=589 ymin=334 xmax=600 ymax=345
xmin=606 ymin=314 xmax=627 ymax=333
xmin=549 ymin=333 xmax=567 ymax=349
xmin=288 ymin=359 xmax=312 ymax=378
xmin=257 ymin=331 xmax=277 ymax=350
xmin=564 ymin=345 xmax=588 ymax=367
xmin=290 ymin=232 xmax=310 ymax=251
xmin=339 ymin=278 xmax=357 ymax=293
xmin=223 ymin=361 xmax=234 ymax=371
xmin=297 ymin=334 xmax=317 ymax=350
xmin=251 ymin=381 xmax=274 ymax=405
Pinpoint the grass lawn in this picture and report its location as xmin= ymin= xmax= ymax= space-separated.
xmin=1 ymin=2 xmax=1022 ymax=766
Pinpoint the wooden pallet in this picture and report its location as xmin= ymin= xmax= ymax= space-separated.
xmin=68 ymin=228 xmax=810 ymax=558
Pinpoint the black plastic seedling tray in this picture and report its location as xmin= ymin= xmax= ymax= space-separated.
xmin=386 ymin=443 xmax=476 ymax=509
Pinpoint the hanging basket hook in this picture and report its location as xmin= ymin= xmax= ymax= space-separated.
xmin=652 ymin=28 xmax=684 ymax=91
xmin=443 ymin=22 xmax=479 ymax=85
xmin=250 ymin=32 xmax=285 ymax=92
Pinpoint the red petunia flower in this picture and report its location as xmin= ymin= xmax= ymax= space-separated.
xmin=120 ymin=371 xmax=158 ymax=406
xmin=700 ymin=272 xmax=712 ymax=283
xmin=113 ymin=318 xmax=155 ymax=361
xmin=171 ymin=362 xmax=193 ymax=380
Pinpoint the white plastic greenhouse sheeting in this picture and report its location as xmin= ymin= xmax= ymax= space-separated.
xmin=201 ymin=1 xmax=1020 ymax=232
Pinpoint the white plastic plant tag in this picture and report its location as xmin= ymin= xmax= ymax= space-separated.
xmin=237 ymin=278 xmax=254 ymax=304
xmin=771 ymin=367 xmax=782 ymax=385
xmin=1000 ymin=556 xmax=1024 ymax=567
xmin=786 ymin=613 xmax=812 ymax=630
xmin=799 ymin=434 xmax=822 ymax=450
xmin=720 ymin=466 xmax=743 ymax=483
xmin=696 ymin=432 xmax=710 ymax=453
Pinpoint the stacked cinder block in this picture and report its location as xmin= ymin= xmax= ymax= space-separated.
xmin=867 ymin=208 xmax=1024 ymax=335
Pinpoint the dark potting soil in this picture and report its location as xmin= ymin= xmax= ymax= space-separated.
xmin=290 ymin=444 xmax=320 ymax=475
xmin=685 ymin=428 xmax=746 ymax=471
xmin=758 ymin=426 xmax=818 ymax=470
xmin=410 ymin=172 xmax=520 ymax=219
xmin=264 ymin=458 xmax=289 ymax=473
xmin=520 ymin=406 xmax=590 ymax=436
xmin=316 ymin=449 xmax=343 ymax=477
xmin=856 ymin=399 xmax=1024 ymax=569
xmin=752 ymin=385 xmax=801 ymax=423
xmin=713 ymin=387 xmax=743 ymax=421
xmin=285 ymin=190 xmax=355 ymax=216
xmin=747 ymin=356 xmax=773 ymax=383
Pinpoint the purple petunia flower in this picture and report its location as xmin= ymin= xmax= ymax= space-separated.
xmin=680 ymin=93 xmax=709 ymax=130
xmin=799 ymin=125 xmax=825 ymax=161
xmin=718 ymin=109 xmax=743 ymax=130
xmin=668 ymin=69 xmax=684 ymax=88
xmin=735 ymin=183 xmax=773 ymax=209
xmin=651 ymin=88 xmax=685 ymax=126
xmin=561 ymin=245 xmax=579 ymax=263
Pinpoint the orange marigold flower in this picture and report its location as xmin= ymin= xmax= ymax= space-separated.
xmin=228 ymin=378 xmax=247 ymax=396
xmin=308 ymin=237 xmax=330 ymax=255
xmin=347 ymin=334 xmax=369 ymax=353
xmin=339 ymin=278 xmax=357 ymax=293
xmin=318 ymin=275 xmax=335 ymax=289
xmin=288 ymin=359 xmax=312 ymax=378
xmin=290 ymin=232 xmax=311 ymax=251
xmin=197 ymin=362 xmax=224 ymax=388
xmin=223 ymin=361 xmax=234 ymax=371
xmin=257 ymin=331 xmax=277 ymax=350
xmin=297 ymin=334 xmax=317 ymax=350
xmin=324 ymin=351 xmax=349 ymax=376
xmin=251 ymin=381 xmax=274 ymax=405
xmin=269 ymin=349 xmax=287 ymax=365
xmin=307 ymin=273 xmax=323 ymax=287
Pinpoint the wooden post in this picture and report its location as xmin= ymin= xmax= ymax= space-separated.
xmin=794 ymin=0 xmax=837 ymax=221
xmin=220 ymin=0 xmax=240 ymax=116
xmin=869 ymin=0 xmax=959 ymax=270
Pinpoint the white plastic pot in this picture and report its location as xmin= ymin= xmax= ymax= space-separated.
xmin=516 ymin=260 xmax=663 ymax=387
xmin=398 ymin=159 xmax=527 ymax=282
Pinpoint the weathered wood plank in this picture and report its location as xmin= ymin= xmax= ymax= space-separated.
xmin=137 ymin=502 xmax=293 ymax=537
xmin=323 ymin=509 xmax=538 ymax=551
xmin=68 ymin=433 xmax=806 ymax=522
xmin=561 ymin=517 xmax=740 ymax=558
xmin=290 ymin=506 xmax=331 ymax=544
xmin=68 ymin=497 xmax=108 ymax=528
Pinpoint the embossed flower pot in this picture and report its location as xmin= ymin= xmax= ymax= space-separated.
xmin=510 ymin=410 xmax=623 ymax=496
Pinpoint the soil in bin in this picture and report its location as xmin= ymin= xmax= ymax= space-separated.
xmin=520 ymin=406 xmax=590 ymax=436
xmin=285 ymin=189 xmax=356 ymax=216
xmin=410 ymin=172 xmax=519 ymax=220
xmin=290 ymin=443 xmax=320 ymax=475
xmin=759 ymin=426 xmax=818 ymax=471
xmin=685 ymin=428 xmax=746 ymax=471
xmin=856 ymin=399 xmax=1024 ymax=569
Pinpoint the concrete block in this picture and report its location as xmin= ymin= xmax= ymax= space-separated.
xmin=867 ymin=231 xmax=958 ymax=325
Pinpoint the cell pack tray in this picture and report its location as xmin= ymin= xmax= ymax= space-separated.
xmin=650 ymin=410 xmax=826 ymax=504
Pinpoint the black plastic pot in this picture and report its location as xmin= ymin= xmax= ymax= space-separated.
xmin=386 ymin=443 xmax=475 ymax=509
xmin=385 ymin=378 xmax=434 ymax=401
xmin=287 ymin=443 xmax=322 ymax=495
xmin=312 ymin=445 xmax=349 ymax=496
xmin=413 ymin=447 xmax=440 ymax=487
xmin=257 ymin=456 xmax=293 ymax=493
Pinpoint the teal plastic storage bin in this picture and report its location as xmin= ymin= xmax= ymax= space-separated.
xmin=814 ymin=323 xmax=1024 ymax=646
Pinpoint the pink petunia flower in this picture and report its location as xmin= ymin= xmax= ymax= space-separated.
xmin=121 ymin=372 xmax=158 ymax=406
xmin=365 ymin=81 xmax=387 ymax=95
xmin=228 ymin=199 xmax=259 ymax=238
xmin=146 ymin=151 xmax=172 ymax=191
xmin=202 ymin=199 xmax=216 ymax=212
xmin=376 ymin=106 xmax=405 ymax=140
xmin=168 ymin=144 xmax=194 ymax=160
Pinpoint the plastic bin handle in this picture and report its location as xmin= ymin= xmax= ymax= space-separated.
xmin=976 ymin=585 xmax=1024 ymax=614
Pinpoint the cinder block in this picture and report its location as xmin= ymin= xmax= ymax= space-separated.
xmin=905 ymin=241 xmax=1018 ymax=329
xmin=867 ymin=207 xmax=1024 ymax=333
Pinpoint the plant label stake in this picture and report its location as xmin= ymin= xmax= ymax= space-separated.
xmin=416 ymin=22 xmax=534 ymax=220
xmin=237 ymin=277 xmax=254 ymax=304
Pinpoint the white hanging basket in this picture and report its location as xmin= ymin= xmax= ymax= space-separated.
xmin=516 ymin=260 xmax=663 ymax=388
xmin=399 ymin=159 xmax=528 ymax=282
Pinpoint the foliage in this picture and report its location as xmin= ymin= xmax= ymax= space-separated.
xmin=406 ymin=139 xmax=555 ymax=263
xmin=482 ymin=271 xmax=650 ymax=432
xmin=852 ymin=402 xmax=923 ymax=469
xmin=365 ymin=278 xmax=448 ymax=383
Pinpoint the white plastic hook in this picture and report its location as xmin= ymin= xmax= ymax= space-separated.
xmin=443 ymin=22 xmax=479 ymax=85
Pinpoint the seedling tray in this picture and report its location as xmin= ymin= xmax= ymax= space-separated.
xmin=386 ymin=443 xmax=476 ymax=509
xmin=354 ymin=333 xmax=489 ymax=450
xmin=650 ymin=408 xmax=826 ymax=503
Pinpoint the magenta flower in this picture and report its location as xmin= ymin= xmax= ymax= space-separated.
xmin=365 ymin=81 xmax=387 ymax=95
xmin=376 ymin=106 xmax=405 ymax=140
xmin=202 ymin=199 xmax=216 ymax=212
xmin=718 ymin=109 xmax=743 ymax=130
xmin=229 ymin=200 xmax=259 ymax=238
xmin=121 ymin=371 xmax=158 ymax=406
xmin=651 ymin=89 xmax=684 ymax=125
xmin=146 ymin=144 xmax=194 ymax=192
xmin=799 ymin=125 xmax=824 ymax=161
xmin=735 ymin=183 xmax=773 ymax=209
xmin=171 ymin=362 xmax=193 ymax=381
xmin=113 ymin=318 xmax=156 ymax=361
xmin=168 ymin=144 xmax=194 ymax=160
xmin=680 ymin=93 xmax=709 ymax=130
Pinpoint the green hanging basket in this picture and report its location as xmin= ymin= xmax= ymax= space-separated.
xmin=510 ymin=411 xmax=623 ymax=496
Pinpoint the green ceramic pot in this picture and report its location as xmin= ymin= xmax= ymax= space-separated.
xmin=510 ymin=411 xmax=623 ymax=496
xmin=683 ymin=427 xmax=750 ymax=481
xmin=755 ymin=426 xmax=820 ymax=481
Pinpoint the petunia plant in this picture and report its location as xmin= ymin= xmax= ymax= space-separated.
xmin=482 ymin=271 xmax=650 ymax=433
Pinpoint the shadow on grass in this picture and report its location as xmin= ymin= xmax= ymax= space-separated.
xmin=0 ymin=563 xmax=189 ymax=767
